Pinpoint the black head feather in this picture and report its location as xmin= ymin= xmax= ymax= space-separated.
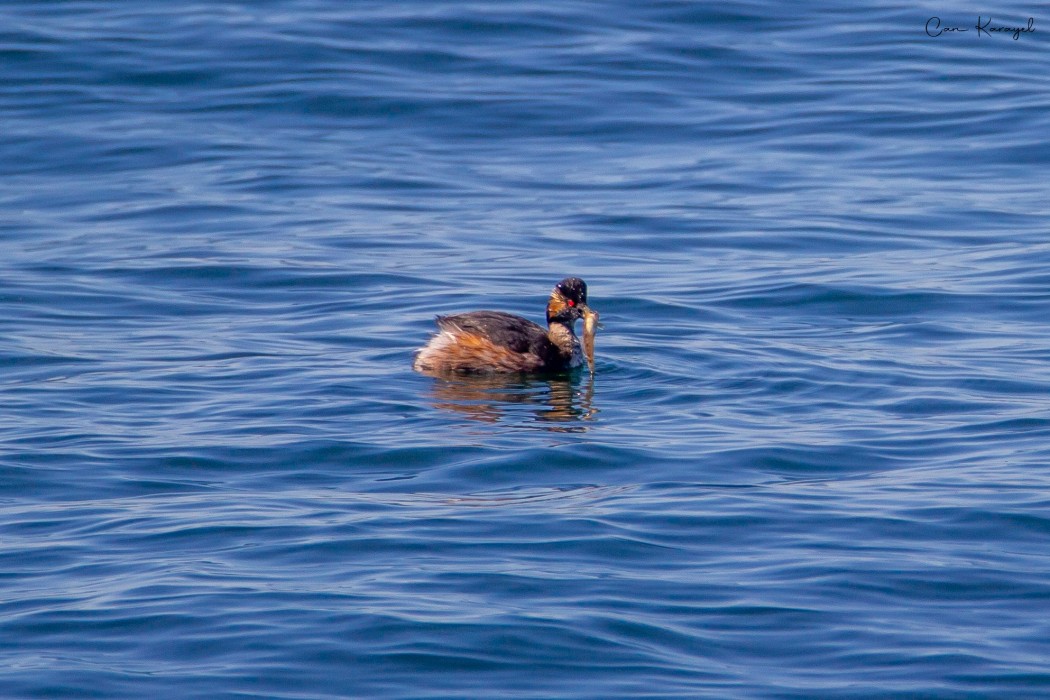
xmin=554 ymin=277 xmax=587 ymax=306
xmin=547 ymin=277 xmax=588 ymax=324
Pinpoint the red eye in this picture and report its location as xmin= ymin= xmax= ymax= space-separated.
xmin=567 ymin=300 xmax=575 ymax=307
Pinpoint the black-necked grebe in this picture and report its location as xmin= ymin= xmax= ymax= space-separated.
xmin=414 ymin=277 xmax=597 ymax=374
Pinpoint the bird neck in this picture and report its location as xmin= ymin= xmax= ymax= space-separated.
xmin=547 ymin=320 xmax=581 ymax=360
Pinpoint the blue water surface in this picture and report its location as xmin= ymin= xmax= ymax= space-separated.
xmin=3 ymin=1 xmax=1050 ymax=698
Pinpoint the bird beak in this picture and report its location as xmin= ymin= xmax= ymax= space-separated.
xmin=579 ymin=304 xmax=601 ymax=327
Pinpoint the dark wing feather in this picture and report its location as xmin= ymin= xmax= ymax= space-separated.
xmin=437 ymin=311 xmax=550 ymax=356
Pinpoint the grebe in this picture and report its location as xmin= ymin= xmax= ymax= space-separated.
xmin=414 ymin=277 xmax=597 ymax=374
